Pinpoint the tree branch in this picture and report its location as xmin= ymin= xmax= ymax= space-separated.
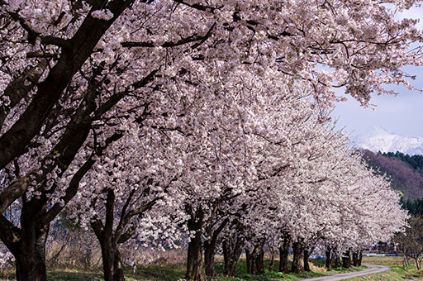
xmin=0 ymin=0 xmax=137 ymax=170
xmin=0 ymin=61 xmax=48 ymax=129
xmin=0 ymin=215 xmax=21 ymax=250
xmin=0 ymin=177 xmax=29 ymax=214
xmin=121 ymin=23 xmax=215 ymax=49
xmin=6 ymin=9 xmax=70 ymax=48
xmin=39 ymin=131 xmax=124 ymax=226
xmin=94 ymin=69 xmax=158 ymax=118
xmin=172 ymin=0 xmax=222 ymax=13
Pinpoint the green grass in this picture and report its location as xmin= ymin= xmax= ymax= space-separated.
xmin=3 ymin=256 xmax=422 ymax=280
xmin=0 ymin=259 xmax=366 ymax=281
xmin=48 ymin=270 xmax=103 ymax=281
xmin=48 ymin=264 xmax=186 ymax=281
xmin=0 ymin=265 xmax=185 ymax=281
xmin=127 ymin=264 xmax=185 ymax=281
xmin=344 ymin=256 xmax=423 ymax=281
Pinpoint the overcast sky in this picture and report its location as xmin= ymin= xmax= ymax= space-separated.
xmin=331 ymin=6 xmax=423 ymax=142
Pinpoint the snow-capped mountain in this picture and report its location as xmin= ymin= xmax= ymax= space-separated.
xmin=358 ymin=128 xmax=423 ymax=155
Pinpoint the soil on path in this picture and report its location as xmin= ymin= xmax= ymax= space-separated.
xmin=301 ymin=264 xmax=389 ymax=281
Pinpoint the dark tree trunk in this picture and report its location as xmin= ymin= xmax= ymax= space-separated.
xmin=357 ymin=251 xmax=363 ymax=266
xmin=9 ymin=199 xmax=50 ymax=281
xmin=14 ymin=233 xmax=48 ymax=281
xmin=279 ymin=236 xmax=290 ymax=273
xmin=222 ymin=237 xmax=243 ymax=277
xmin=415 ymin=258 xmax=421 ymax=270
xmin=245 ymin=245 xmax=265 ymax=275
xmin=186 ymin=208 xmax=205 ymax=281
xmin=352 ymin=252 xmax=359 ymax=267
xmin=245 ymin=248 xmax=255 ymax=274
xmin=268 ymin=249 xmax=275 ymax=272
xmin=342 ymin=251 xmax=352 ymax=268
xmin=203 ymin=240 xmax=216 ymax=280
xmin=222 ymin=242 xmax=233 ymax=276
xmin=101 ymin=240 xmax=114 ymax=281
xmin=303 ymin=247 xmax=311 ymax=272
xmin=255 ymin=246 xmax=265 ymax=274
xmin=334 ymin=254 xmax=341 ymax=268
xmin=325 ymin=247 xmax=332 ymax=270
xmin=186 ymin=231 xmax=204 ymax=280
xmin=91 ymin=190 xmax=125 ymax=281
xmin=291 ymin=242 xmax=303 ymax=273
xmin=203 ymin=218 xmax=228 ymax=280
xmin=100 ymin=239 xmax=124 ymax=281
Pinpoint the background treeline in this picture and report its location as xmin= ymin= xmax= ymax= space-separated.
xmin=382 ymin=152 xmax=423 ymax=172
xmin=402 ymin=198 xmax=423 ymax=216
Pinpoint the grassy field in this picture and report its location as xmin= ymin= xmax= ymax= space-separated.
xmin=3 ymin=256 xmax=421 ymax=281
xmin=2 ymin=256 xmax=421 ymax=280
xmin=344 ymin=256 xmax=423 ymax=281
xmin=0 ymin=259 xmax=366 ymax=281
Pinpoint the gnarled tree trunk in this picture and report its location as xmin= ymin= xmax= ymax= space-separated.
xmin=414 ymin=257 xmax=421 ymax=270
xmin=245 ymin=244 xmax=265 ymax=275
xmin=186 ymin=207 xmax=205 ymax=281
xmin=245 ymin=248 xmax=254 ymax=274
xmin=268 ymin=248 xmax=275 ymax=272
xmin=203 ymin=240 xmax=216 ymax=280
xmin=222 ymin=235 xmax=243 ymax=276
xmin=255 ymin=246 xmax=265 ymax=274
xmin=99 ymin=237 xmax=124 ymax=281
xmin=279 ymin=236 xmax=290 ymax=273
xmin=352 ymin=251 xmax=359 ymax=267
xmin=357 ymin=251 xmax=363 ymax=266
xmin=291 ymin=241 xmax=303 ymax=273
xmin=91 ymin=190 xmax=126 ymax=281
xmin=342 ymin=250 xmax=352 ymax=268
xmin=3 ymin=198 xmax=50 ymax=281
xmin=325 ymin=247 xmax=332 ymax=270
xmin=303 ymin=247 xmax=311 ymax=272
xmin=187 ymin=233 xmax=205 ymax=281
xmin=14 ymin=230 xmax=48 ymax=281
xmin=203 ymin=218 xmax=228 ymax=280
xmin=334 ymin=254 xmax=341 ymax=268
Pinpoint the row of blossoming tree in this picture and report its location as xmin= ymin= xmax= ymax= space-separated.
xmin=0 ymin=0 xmax=422 ymax=281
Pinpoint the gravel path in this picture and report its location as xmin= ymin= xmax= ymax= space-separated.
xmin=301 ymin=264 xmax=389 ymax=281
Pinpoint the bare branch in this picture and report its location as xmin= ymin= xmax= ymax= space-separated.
xmin=172 ymin=0 xmax=222 ymax=13
xmin=122 ymin=23 xmax=216 ymax=49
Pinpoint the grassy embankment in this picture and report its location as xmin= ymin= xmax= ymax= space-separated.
xmin=345 ymin=256 xmax=423 ymax=281
xmin=0 ymin=259 xmax=365 ymax=281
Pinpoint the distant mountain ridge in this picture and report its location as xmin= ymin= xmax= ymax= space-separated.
xmin=362 ymin=149 xmax=423 ymax=200
xmin=358 ymin=128 xmax=423 ymax=155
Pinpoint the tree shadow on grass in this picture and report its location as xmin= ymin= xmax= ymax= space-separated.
xmin=47 ymin=271 xmax=102 ymax=281
xmin=127 ymin=264 xmax=185 ymax=281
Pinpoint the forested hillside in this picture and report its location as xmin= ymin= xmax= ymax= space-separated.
xmin=362 ymin=150 xmax=423 ymax=200
xmin=382 ymin=152 xmax=423 ymax=171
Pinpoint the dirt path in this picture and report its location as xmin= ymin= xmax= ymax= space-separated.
xmin=301 ymin=264 xmax=390 ymax=281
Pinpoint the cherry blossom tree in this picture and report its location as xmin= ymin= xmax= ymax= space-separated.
xmin=217 ymin=109 xmax=408 ymax=275
xmin=0 ymin=1 xmax=422 ymax=281
xmin=67 ymin=121 xmax=186 ymax=281
xmin=168 ymin=65 xmax=331 ymax=279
